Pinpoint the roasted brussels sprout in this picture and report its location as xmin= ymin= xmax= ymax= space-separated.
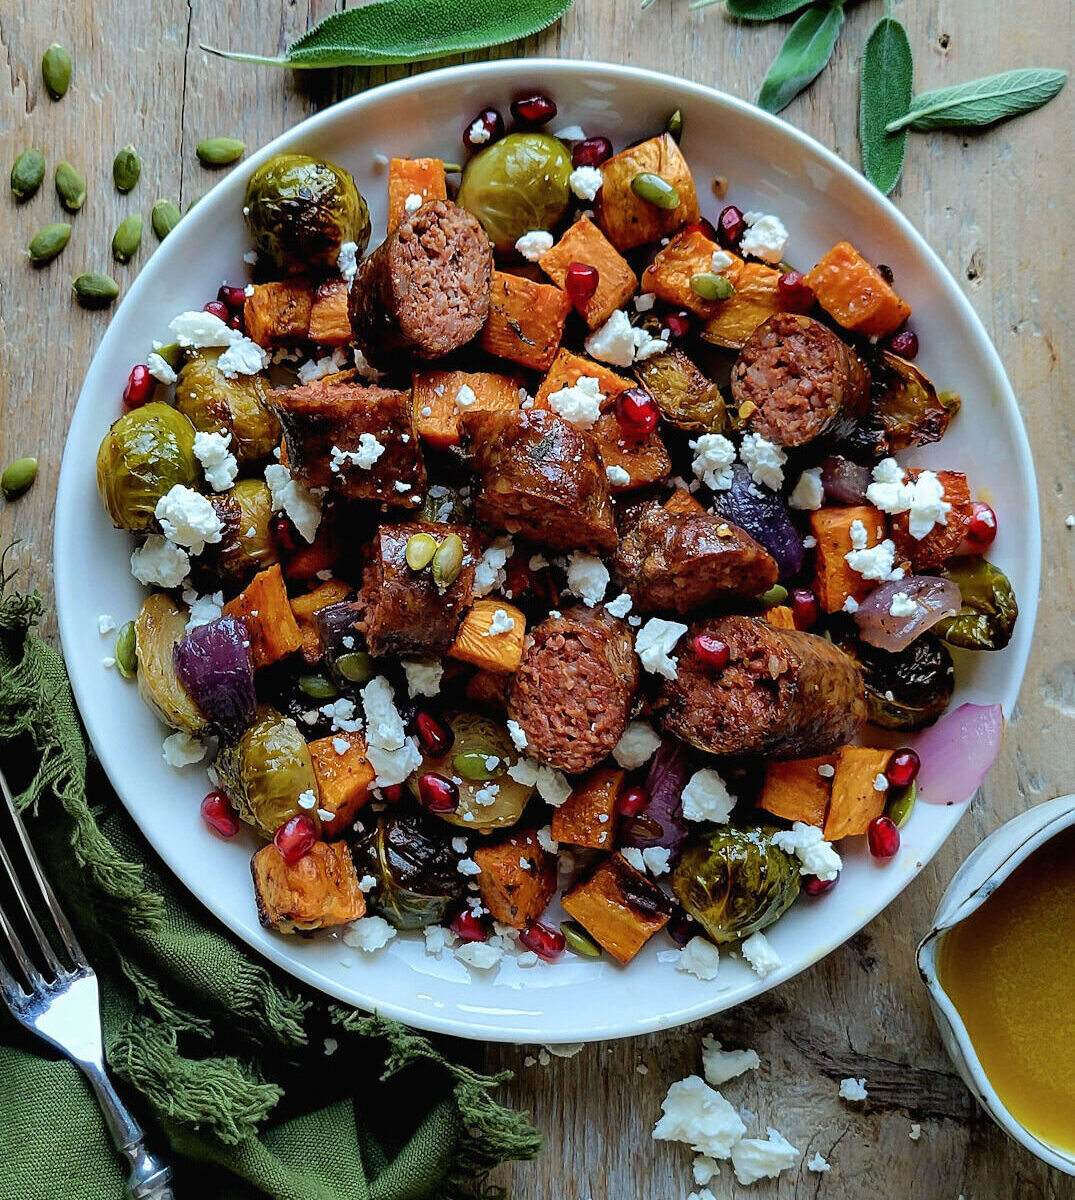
xmin=134 ymin=593 xmax=207 ymax=735
xmin=215 ymin=705 xmax=321 ymax=839
xmin=244 ymin=153 xmax=370 ymax=275
xmin=634 ymin=349 xmax=725 ymax=433
xmin=175 ymin=351 xmax=280 ymax=465
xmin=934 ymin=557 xmax=1018 ymax=652
xmin=843 ymin=351 xmax=960 ymax=460
xmin=196 ymin=479 xmax=279 ymax=588
xmin=96 ymin=402 xmax=198 ymax=532
xmin=850 ymin=631 xmax=956 ymax=730
xmin=456 ymin=133 xmax=572 ymax=254
xmin=672 ymin=825 xmax=800 ymax=945
xmin=354 ymin=813 xmax=466 ymax=930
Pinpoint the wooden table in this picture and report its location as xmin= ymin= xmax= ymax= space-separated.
xmin=2 ymin=1 xmax=1072 ymax=1195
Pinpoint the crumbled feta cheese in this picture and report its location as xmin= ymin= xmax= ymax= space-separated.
xmin=621 ymin=847 xmax=645 ymax=872
xmin=357 ymin=874 xmax=377 ymax=893
xmin=333 ymin=737 xmax=350 ymax=756
xmin=634 ymin=292 xmax=656 ymax=312
xmin=642 ymin=846 xmax=671 ymax=877
xmin=97 ymin=614 xmax=116 ymax=635
xmin=788 ymin=467 xmax=824 ymax=511
xmin=565 ymin=551 xmax=609 ymax=606
xmin=162 ymin=731 xmax=206 ymax=768
xmin=866 ymin=460 xmax=951 ymax=539
xmin=323 ymin=1037 xmax=338 ymax=1056
xmin=297 ymin=349 xmax=348 ymax=384
xmin=483 ymin=607 xmax=516 ymax=636
xmin=473 ymin=537 xmax=514 ymax=596
xmin=652 ymin=1076 xmax=747 ymax=1159
xmin=711 ymin=249 xmax=735 ymax=273
xmin=472 ymin=782 xmax=499 ymax=807
xmin=242 ymin=249 xmax=258 ymax=265
xmin=506 ymin=719 xmax=528 ymax=751
xmin=584 ymin=309 xmax=664 ymax=366
xmin=691 ymin=434 xmax=737 ymax=491
xmin=337 ymin=240 xmax=359 ymax=290
xmin=604 ymin=592 xmax=633 ymax=618
xmin=873 ymin=772 xmax=889 ymax=792
xmin=612 ymin=721 xmax=661 ymax=769
xmin=193 ymin=430 xmax=238 ymax=492
xmin=361 ymin=676 xmax=422 ymax=786
xmin=844 ymin=520 xmax=903 ymax=582
xmin=909 ymin=1123 xmax=922 ymax=1140
xmin=635 ymin=618 xmax=688 ymax=680
xmin=536 ymin=825 xmax=558 ymax=853
xmin=741 ymin=930 xmax=781 ymax=977
xmin=457 ymin=857 xmax=481 ymax=877
xmin=546 ymin=375 xmax=604 ymax=430
xmin=514 ymin=229 xmax=554 ymax=261
xmin=453 ymin=382 xmax=479 ymax=411
xmin=402 ymin=657 xmax=444 ymax=698
xmin=681 ymin=768 xmax=736 ymax=823
xmin=169 ymin=309 xmax=236 ymax=349
xmin=552 ymin=124 xmax=586 ymax=142
xmin=320 ymin=697 xmax=362 ymax=734
xmin=217 ymin=334 xmax=270 ymax=378
xmin=888 ymin=590 xmax=917 ymax=618
xmin=701 ymin=1035 xmax=760 ymax=1086
xmin=424 ymin=925 xmax=457 ymax=955
xmin=353 ymin=348 xmax=385 ymax=381
xmin=155 ymin=485 xmax=223 ymax=555
xmin=739 ymin=212 xmax=789 ymax=264
xmin=605 ymin=464 xmax=631 ymax=487
xmin=404 ymin=191 xmax=424 ymax=214
xmin=185 ymin=590 xmax=224 ymax=631
xmin=730 ymin=1127 xmax=800 ymax=1185
xmin=468 ymin=118 xmax=493 ymax=144
xmin=842 ymin=595 xmax=860 ymax=614
xmin=264 ymin=463 xmax=322 ymax=544
xmin=130 ymin=535 xmax=190 ymax=588
xmin=818 ymin=763 xmax=835 ymax=778
xmin=297 ymin=789 xmax=317 ymax=811
xmin=839 ymin=1077 xmax=868 ymax=1102
xmin=569 ymin=165 xmax=604 ymax=201
xmin=771 ymin=821 xmax=842 ymax=882
xmin=456 ymin=941 xmax=504 ymax=970
xmin=331 ymin=433 xmax=384 ymax=473
xmin=343 ymin=915 xmax=397 ymax=953
xmin=740 ymin=433 xmax=787 ymax=491
xmin=807 ymin=1152 xmax=831 ymax=1172
xmin=146 ymin=352 xmax=177 ymax=385
xmin=676 ymin=936 xmax=720 ymax=980
xmin=693 ymin=1156 xmax=720 ymax=1186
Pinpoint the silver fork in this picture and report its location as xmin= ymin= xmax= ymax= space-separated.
xmin=0 ymin=766 xmax=174 ymax=1199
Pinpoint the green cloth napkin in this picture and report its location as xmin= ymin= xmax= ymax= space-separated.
xmin=0 ymin=580 xmax=540 ymax=1200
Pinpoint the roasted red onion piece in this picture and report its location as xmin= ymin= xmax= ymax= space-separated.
xmin=311 ymin=600 xmax=361 ymax=656
xmin=712 ymin=464 xmax=803 ymax=581
xmin=854 ymin=576 xmax=961 ymax=652
xmin=820 ymin=455 xmax=872 ymax=506
xmin=912 ymin=703 xmax=1004 ymax=806
xmin=620 ymin=737 xmax=691 ymax=863
xmin=173 ymin=616 xmax=255 ymax=738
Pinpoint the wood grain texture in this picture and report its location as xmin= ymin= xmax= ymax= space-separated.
xmin=1 ymin=1 xmax=1073 ymax=1196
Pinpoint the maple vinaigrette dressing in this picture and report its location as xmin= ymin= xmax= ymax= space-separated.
xmin=937 ymin=826 xmax=1075 ymax=1153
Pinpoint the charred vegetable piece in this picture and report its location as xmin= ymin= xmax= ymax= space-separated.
xmin=134 ymin=593 xmax=207 ymax=735
xmin=712 ymin=464 xmax=803 ymax=582
xmin=251 ymin=841 xmax=365 ymax=933
xmin=849 ymin=631 xmax=956 ymax=731
xmin=561 ymin=854 xmax=673 ymax=964
xmin=634 ymin=348 xmax=725 ymax=433
xmin=173 ymin=616 xmax=256 ymax=740
xmin=197 ymin=479 xmax=279 ymax=588
xmin=757 ymin=756 xmax=835 ymax=828
xmin=243 ymin=280 xmax=314 ymax=348
xmin=175 ymin=352 xmax=280 ymax=466
xmin=858 ymin=350 xmax=960 ymax=455
xmin=853 ymin=576 xmax=962 ymax=653
xmin=934 ymin=557 xmax=1019 ymax=652
xmin=672 ymin=825 xmax=800 ymax=945
xmin=620 ymin=736 xmax=692 ymax=863
xmin=223 ymin=564 xmax=302 ymax=669
xmin=96 ymin=403 xmax=198 ymax=532
xmin=472 ymin=829 xmax=556 ymax=929
xmin=354 ymin=813 xmax=466 ymax=930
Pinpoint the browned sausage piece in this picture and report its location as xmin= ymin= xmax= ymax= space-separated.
xmin=273 ymin=379 xmax=425 ymax=508
xmin=358 ymin=522 xmax=480 ymax=656
xmin=613 ymin=500 xmax=778 ymax=614
xmin=349 ymin=199 xmax=493 ymax=367
xmin=731 ymin=313 xmax=869 ymax=447
xmin=462 ymin=408 xmax=617 ymax=554
xmin=509 ymin=606 xmax=638 ymax=774
xmin=655 ymin=615 xmax=866 ymax=759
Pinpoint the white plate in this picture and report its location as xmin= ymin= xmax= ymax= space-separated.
xmin=54 ymin=59 xmax=1040 ymax=1044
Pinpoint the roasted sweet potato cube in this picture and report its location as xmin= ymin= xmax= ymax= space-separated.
xmin=448 ymin=598 xmax=526 ymax=674
xmin=472 ymin=830 xmax=556 ymax=929
xmin=308 ymin=731 xmax=376 ymax=839
xmin=561 ymin=853 xmax=672 ymax=964
xmin=810 ymin=506 xmax=888 ymax=614
xmin=223 ymin=563 xmax=302 ymax=668
xmin=889 ymin=470 xmax=972 ymax=570
xmin=251 ymin=841 xmax=365 ymax=933
xmin=641 ymin=228 xmax=742 ymax=317
xmin=700 ymin=261 xmax=785 ymax=350
xmin=552 ymin=766 xmax=624 ymax=849
xmin=481 ymin=271 xmax=572 ymax=371
xmin=805 ymin=241 xmax=911 ymax=338
xmin=308 ymin=279 xmax=351 ymax=348
xmin=635 ymin=348 xmax=726 ymax=434
xmin=663 ymin=487 xmax=708 ymax=517
xmin=823 ymin=746 xmax=895 ymax=840
xmin=387 ymin=157 xmax=447 ymax=231
xmin=538 ymin=217 xmax=638 ymax=328
xmin=763 ymin=605 xmax=797 ymax=630
xmin=243 ymin=280 xmax=314 ymax=348
xmin=412 ymin=369 xmax=521 ymax=450
xmin=757 ymin=756 xmax=836 ymax=828
xmin=290 ymin=580 xmax=351 ymax=664
xmin=465 ymin=668 xmax=512 ymax=711
xmin=594 ymin=134 xmax=699 ymax=252
xmin=273 ymin=381 xmax=425 ymax=508
xmin=532 ymin=348 xmax=633 ymax=409
xmin=279 ymin=510 xmax=345 ymax=585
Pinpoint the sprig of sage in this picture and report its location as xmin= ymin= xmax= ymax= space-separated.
xmin=204 ymin=0 xmax=574 ymax=68
xmin=859 ymin=15 xmax=913 ymax=195
xmin=758 ymin=2 xmax=845 ymax=114
xmin=719 ymin=0 xmax=815 ymax=17
xmin=885 ymin=67 xmax=1068 ymax=133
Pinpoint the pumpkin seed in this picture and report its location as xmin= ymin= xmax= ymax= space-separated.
xmin=112 ymin=144 xmax=141 ymax=192
xmin=1 ymin=457 xmax=37 ymax=500
xmin=11 ymin=148 xmax=45 ymax=200
xmin=452 ymin=750 xmax=500 ymax=782
xmin=27 ymin=222 xmax=71 ymax=265
xmin=887 ymin=781 xmax=917 ymax=829
xmin=335 ymin=651 xmax=374 ymax=685
xmin=72 ymin=272 xmax=119 ymax=309
xmin=151 ymin=199 xmax=181 ymax=241
xmin=41 ymin=43 xmax=71 ymax=99
xmin=561 ymin=921 xmax=602 ymax=959
xmin=111 ymin=214 xmax=143 ymax=264
xmin=630 ymin=172 xmax=680 ymax=210
xmin=758 ymin=583 xmax=788 ymax=608
xmin=665 ymin=109 xmax=683 ymax=141
xmin=689 ymin=272 xmax=736 ymax=302
xmin=405 ymin=531 xmax=438 ymax=571
xmin=298 ymin=673 xmax=338 ymax=701
xmin=196 ymin=137 xmax=246 ymax=167
xmin=431 ymin=534 xmax=464 ymax=589
xmin=114 ymin=621 xmax=138 ymax=679
xmin=54 ymin=161 xmax=86 ymax=212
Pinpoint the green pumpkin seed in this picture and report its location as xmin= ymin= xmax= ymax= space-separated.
xmin=112 ymin=144 xmax=141 ymax=192
xmin=665 ymin=109 xmax=683 ymax=142
xmin=151 ymin=199 xmax=181 ymax=241
xmin=689 ymin=272 xmax=736 ymax=302
xmin=440 ymin=161 xmax=463 ymax=173
xmin=298 ymin=673 xmax=338 ymax=701
xmin=405 ymin=532 xmax=438 ymax=571
xmin=27 ymin=222 xmax=71 ymax=265
xmin=630 ymin=172 xmax=681 ymax=210
xmin=196 ymin=137 xmax=246 ymax=167
xmin=887 ymin=781 xmax=917 ymax=829
xmin=1 ymin=457 xmax=37 ymax=500
xmin=561 ymin=921 xmax=602 ymax=959
xmin=111 ymin=214 xmax=143 ymax=264
xmin=153 ymin=342 xmax=184 ymax=370
xmin=11 ymin=148 xmax=45 ymax=200
xmin=54 ymin=161 xmax=86 ymax=212
xmin=72 ymin=272 xmax=119 ymax=309
xmin=41 ymin=43 xmax=71 ymax=99
xmin=114 ymin=621 xmax=138 ymax=679
xmin=758 ymin=583 xmax=788 ymax=608
xmin=335 ymin=651 xmax=374 ymax=685
xmin=452 ymin=750 xmax=500 ymax=782
xmin=431 ymin=534 xmax=464 ymax=589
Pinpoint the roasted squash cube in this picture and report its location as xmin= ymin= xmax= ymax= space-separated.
xmin=641 ymin=228 xmax=742 ymax=317
xmin=594 ymin=134 xmax=700 ymax=252
xmin=308 ymin=731 xmax=376 ymax=839
xmin=472 ymin=830 xmax=556 ymax=929
xmin=700 ymin=261 xmax=785 ymax=350
xmin=888 ymin=470 xmax=972 ymax=570
xmin=412 ymin=369 xmax=521 ymax=450
xmin=251 ymin=841 xmax=365 ymax=933
xmin=823 ymin=746 xmax=894 ymax=840
xmin=481 ymin=271 xmax=572 ymax=372
xmin=562 ymin=853 xmax=672 ymax=964
xmin=243 ymin=280 xmax=314 ymax=348
xmin=308 ymin=279 xmax=351 ymax=348
xmin=552 ymin=766 xmax=624 ymax=849
xmin=763 ymin=605 xmax=797 ymax=631
xmin=805 ymin=241 xmax=911 ymax=338
xmin=290 ymin=580 xmax=352 ymax=664
xmin=448 ymin=598 xmax=526 ymax=674
xmin=757 ymin=756 xmax=836 ymax=828
xmin=538 ymin=217 xmax=638 ymax=328
xmin=223 ymin=563 xmax=302 ymax=668
xmin=387 ymin=157 xmax=447 ymax=231
xmin=809 ymin=506 xmax=888 ymax=614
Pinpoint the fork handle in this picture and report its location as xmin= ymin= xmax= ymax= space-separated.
xmin=82 ymin=1061 xmax=175 ymax=1199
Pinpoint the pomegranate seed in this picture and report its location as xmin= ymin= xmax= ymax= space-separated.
xmin=777 ymin=270 xmax=816 ymax=313
xmin=963 ymin=500 xmax=997 ymax=553
xmin=217 ymin=283 xmax=248 ymax=311
xmin=716 ymin=205 xmax=746 ymax=249
xmin=564 ymin=261 xmax=599 ymax=308
xmin=685 ymin=217 xmax=719 ymax=241
xmin=692 ymin=633 xmax=730 ymax=671
xmin=666 ymin=913 xmax=696 ymax=946
xmin=616 ymin=785 xmax=649 ymax=819
xmin=519 ymin=920 xmax=565 ymax=961
xmin=417 ymin=771 xmax=459 ymax=813
xmin=804 ymin=873 xmax=838 ymax=896
xmin=414 ymin=710 xmax=454 ymax=758
xmin=877 ymin=263 xmax=895 ymax=284
xmin=274 ymin=814 xmax=318 ymax=865
xmin=228 ymin=311 xmax=245 ymax=332
xmin=271 ymin=512 xmax=301 ymax=555
xmin=886 ymin=748 xmax=921 ymax=789
xmin=380 ymin=783 xmax=405 ymax=804
xmin=662 ymin=310 xmax=693 ymax=341
xmin=511 ymin=93 xmax=557 ymax=126
xmin=203 ymin=300 xmax=230 ymax=322
xmin=790 ymin=587 xmax=820 ymax=630
xmin=200 ymin=790 xmax=239 ymax=838
xmin=122 ymin=363 xmax=155 ymax=408
xmin=615 ymin=388 xmax=659 ymax=439
xmin=867 ymin=815 xmax=901 ymax=860
xmin=450 ymin=909 xmax=488 ymax=942
xmin=463 ymin=107 xmax=505 ymax=150
xmin=888 ymin=328 xmax=920 ymax=360
xmin=572 ymin=136 xmax=613 ymax=169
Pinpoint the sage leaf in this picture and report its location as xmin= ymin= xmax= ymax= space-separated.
xmin=204 ymin=0 xmax=574 ymax=69
xmin=721 ymin=0 xmax=815 ymax=17
xmin=860 ymin=15 xmax=913 ymax=195
xmin=886 ymin=67 xmax=1067 ymax=133
xmin=758 ymin=2 xmax=844 ymax=114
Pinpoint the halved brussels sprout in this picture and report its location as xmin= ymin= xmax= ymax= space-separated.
xmin=845 ymin=351 xmax=960 ymax=460
xmin=634 ymin=349 xmax=725 ymax=433
xmin=851 ymin=631 xmax=956 ymax=730
xmin=175 ymin=352 xmax=280 ymax=466
xmin=96 ymin=402 xmax=198 ymax=532
xmin=134 ymin=593 xmax=207 ymax=735
xmin=197 ymin=479 xmax=279 ymax=589
xmin=215 ymin=705 xmax=320 ymax=840
xmin=672 ymin=825 xmax=800 ymax=945
xmin=244 ymin=153 xmax=371 ymax=276
xmin=354 ymin=813 xmax=466 ymax=930
xmin=456 ymin=133 xmax=572 ymax=254
xmin=934 ymin=557 xmax=1018 ymax=652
